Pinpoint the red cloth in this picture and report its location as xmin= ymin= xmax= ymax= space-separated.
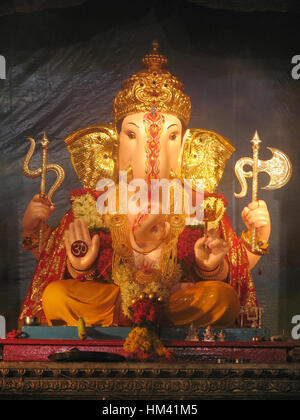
xmin=19 ymin=210 xmax=74 ymax=325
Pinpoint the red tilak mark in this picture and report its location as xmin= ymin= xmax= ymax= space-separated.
xmin=143 ymin=111 xmax=164 ymax=192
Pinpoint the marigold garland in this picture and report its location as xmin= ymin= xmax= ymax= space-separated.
xmin=124 ymin=327 xmax=172 ymax=361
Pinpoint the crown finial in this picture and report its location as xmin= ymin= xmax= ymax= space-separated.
xmin=152 ymin=39 xmax=159 ymax=53
xmin=141 ymin=40 xmax=168 ymax=71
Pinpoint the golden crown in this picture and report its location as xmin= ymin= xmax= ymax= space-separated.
xmin=112 ymin=41 xmax=192 ymax=127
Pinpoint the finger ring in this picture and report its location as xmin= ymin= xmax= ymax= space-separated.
xmin=71 ymin=240 xmax=88 ymax=257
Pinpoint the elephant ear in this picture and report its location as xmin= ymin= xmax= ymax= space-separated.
xmin=65 ymin=123 xmax=118 ymax=189
xmin=181 ymin=128 xmax=235 ymax=193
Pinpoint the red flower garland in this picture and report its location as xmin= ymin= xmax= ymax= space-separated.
xmin=130 ymin=298 xmax=164 ymax=326
xmin=69 ymin=188 xmax=102 ymax=202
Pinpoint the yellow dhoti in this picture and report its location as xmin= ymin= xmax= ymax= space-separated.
xmin=165 ymin=281 xmax=240 ymax=327
xmin=42 ymin=279 xmax=240 ymax=328
xmin=42 ymin=280 xmax=120 ymax=327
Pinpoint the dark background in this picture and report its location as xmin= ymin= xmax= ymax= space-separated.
xmin=0 ymin=0 xmax=299 ymax=337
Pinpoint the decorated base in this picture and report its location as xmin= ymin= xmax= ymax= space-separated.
xmin=0 ymin=327 xmax=299 ymax=399
xmin=0 ymin=361 xmax=300 ymax=400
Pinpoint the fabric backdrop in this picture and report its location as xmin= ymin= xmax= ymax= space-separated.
xmin=1 ymin=0 xmax=300 ymax=16
xmin=0 ymin=0 xmax=299 ymax=337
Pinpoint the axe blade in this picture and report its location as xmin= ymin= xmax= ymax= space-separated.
xmin=259 ymin=147 xmax=292 ymax=190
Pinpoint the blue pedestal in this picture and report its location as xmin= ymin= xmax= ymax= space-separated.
xmin=21 ymin=325 xmax=270 ymax=342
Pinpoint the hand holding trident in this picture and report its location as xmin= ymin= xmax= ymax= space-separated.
xmin=235 ymin=131 xmax=292 ymax=252
xmin=22 ymin=133 xmax=65 ymax=252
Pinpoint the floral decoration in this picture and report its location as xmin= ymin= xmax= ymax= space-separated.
xmin=123 ymin=297 xmax=172 ymax=361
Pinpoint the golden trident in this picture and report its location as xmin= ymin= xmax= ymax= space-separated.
xmin=22 ymin=133 xmax=65 ymax=251
xmin=235 ymin=131 xmax=292 ymax=252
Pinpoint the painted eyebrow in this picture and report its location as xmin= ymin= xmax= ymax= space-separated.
xmin=167 ymin=124 xmax=178 ymax=129
xmin=127 ymin=122 xmax=140 ymax=128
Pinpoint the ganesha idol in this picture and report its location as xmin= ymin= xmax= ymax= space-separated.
xmin=20 ymin=41 xmax=271 ymax=333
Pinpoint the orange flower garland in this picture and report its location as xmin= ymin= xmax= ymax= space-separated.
xmin=124 ymin=326 xmax=171 ymax=361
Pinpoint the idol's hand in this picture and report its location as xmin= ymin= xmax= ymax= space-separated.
xmin=241 ymin=200 xmax=271 ymax=241
xmin=22 ymin=194 xmax=55 ymax=233
xmin=194 ymin=228 xmax=231 ymax=270
xmin=64 ymin=219 xmax=100 ymax=271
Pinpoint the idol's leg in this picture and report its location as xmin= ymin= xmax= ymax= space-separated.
xmin=166 ymin=281 xmax=240 ymax=327
xmin=42 ymin=279 xmax=120 ymax=326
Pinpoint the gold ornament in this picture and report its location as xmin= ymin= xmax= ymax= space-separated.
xmin=235 ymin=131 xmax=292 ymax=252
xmin=112 ymin=40 xmax=191 ymax=127
xmin=22 ymin=224 xmax=52 ymax=251
xmin=135 ymin=268 xmax=161 ymax=285
xmin=23 ymin=133 xmax=65 ymax=251
xmin=195 ymin=259 xmax=225 ymax=280
xmin=202 ymin=195 xmax=226 ymax=257
xmin=65 ymin=123 xmax=118 ymax=189
xmin=181 ymin=128 xmax=235 ymax=193
xmin=235 ymin=131 xmax=292 ymax=199
xmin=240 ymin=229 xmax=269 ymax=256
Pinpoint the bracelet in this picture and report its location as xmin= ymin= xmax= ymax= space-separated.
xmin=22 ymin=225 xmax=51 ymax=251
xmin=67 ymin=259 xmax=99 ymax=281
xmin=83 ymin=269 xmax=99 ymax=282
xmin=69 ymin=262 xmax=96 ymax=272
xmin=241 ymin=230 xmax=269 ymax=256
xmin=195 ymin=259 xmax=225 ymax=280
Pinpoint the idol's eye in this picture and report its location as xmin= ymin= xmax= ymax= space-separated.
xmin=126 ymin=131 xmax=136 ymax=140
xmin=169 ymin=133 xmax=178 ymax=141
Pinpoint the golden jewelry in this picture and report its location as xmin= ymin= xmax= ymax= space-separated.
xmin=241 ymin=229 xmax=269 ymax=256
xmin=84 ymin=269 xmax=100 ymax=281
xmin=67 ymin=259 xmax=99 ymax=281
xmin=112 ymin=40 xmax=191 ymax=127
xmin=65 ymin=123 xmax=118 ymax=189
xmin=22 ymin=224 xmax=51 ymax=251
xmin=181 ymin=128 xmax=235 ymax=194
xmin=135 ymin=268 xmax=161 ymax=285
xmin=195 ymin=259 xmax=225 ymax=280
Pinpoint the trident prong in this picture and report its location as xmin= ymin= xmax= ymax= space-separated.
xmin=22 ymin=133 xmax=65 ymax=252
